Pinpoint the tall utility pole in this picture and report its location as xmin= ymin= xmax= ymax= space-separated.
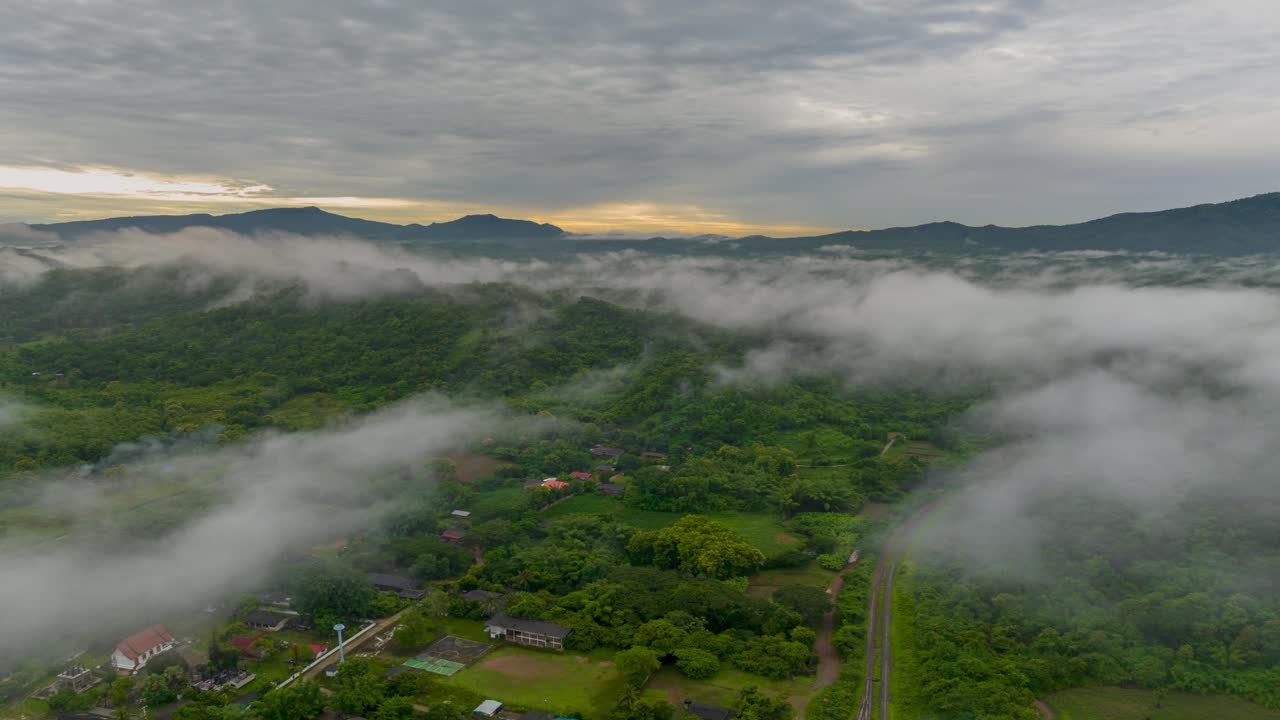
xmin=334 ymin=623 xmax=346 ymax=664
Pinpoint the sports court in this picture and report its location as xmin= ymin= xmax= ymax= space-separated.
xmin=404 ymin=635 xmax=492 ymax=675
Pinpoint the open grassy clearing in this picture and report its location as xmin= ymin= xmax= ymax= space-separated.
xmin=1046 ymin=686 xmax=1280 ymax=720
xmin=886 ymin=440 xmax=945 ymax=462
xmin=442 ymin=451 xmax=513 ymax=483
xmin=265 ymin=392 xmax=352 ymax=430
xmin=442 ymin=646 xmax=625 ymax=717
xmin=747 ymin=560 xmax=833 ymax=599
xmin=768 ymin=425 xmax=879 ymax=464
xmin=536 ymin=495 xmax=800 ymax=556
xmin=645 ymin=667 xmax=816 ymax=713
xmin=470 ymin=485 xmax=527 ymax=519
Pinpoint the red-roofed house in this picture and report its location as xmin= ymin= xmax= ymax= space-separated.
xmin=542 ymin=479 xmax=569 ymax=490
xmin=229 ymin=632 xmax=269 ymax=657
xmin=112 ymin=625 xmax=176 ymax=673
xmin=309 ymin=643 xmax=329 ymax=656
xmin=569 ymin=472 xmax=593 ymax=480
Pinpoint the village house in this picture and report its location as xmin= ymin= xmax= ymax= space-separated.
xmin=450 ymin=509 xmax=472 ymax=518
xmin=112 ymin=625 xmax=176 ymax=673
xmin=519 ymin=712 xmax=555 ymax=720
xmin=485 ymin=612 xmax=572 ymax=651
xmin=600 ymin=483 xmax=625 ymax=497
xmin=589 ymin=445 xmax=624 ymax=459
xmin=640 ymin=451 xmax=667 ymax=460
xmin=473 ymin=700 xmax=503 ymax=719
xmin=230 ymin=633 xmax=270 ymax=658
xmin=683 ymin=701 xmax=737 ymax=720
xmin=440 ymin=525 xmax=468 ymax=543
xmin=244 ymin=609 xmax=295 ymax=631
xmin=540 ymin=478 xmax=569 ymax=490
xmin=569 ymin=471 xmax=594 ymax=480
xmin=368 ymin=572 xmax=427 ymax=600
xmin=55 ymin=666 xmax=97 ymax=694
xmin=595 ymin=465 xmax=616 ymax=473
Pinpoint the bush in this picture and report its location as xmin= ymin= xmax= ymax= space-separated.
xmin=674 ymin=647 xmax=720 ymax=680
xmin=817 ymin=554 xmax=846 ymax=572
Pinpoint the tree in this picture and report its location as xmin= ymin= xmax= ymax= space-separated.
xmin=628 ymin=516 xmax=765 ymax=579
xmin=109 ymin=676 xmax=134 ymax=708
xmin=255 ymin=682 xmax=324 ymax=720
xmin=289 ymin=561 xmax=375 ymax=624
xmin=674 ymin=647 xmax=720 ymax=680
xmin=142 ymin=672 xmax=177 ymax=707
xmin=372 ymin=696 xmax=418 ymax=720
xmin=735 ymin=687 xmax=794 ymax=720
xmin=615 ymin=646 xmax=662 ymax=688
xmin=772 ymin=585 xmax=831 ymax=627
xmin=162 ymin=664 xmax=189 ymax=692
xmin=633 ymin=619 xmax=690 ymax=655
xmin=332 ymin=657 xmax=389 ymax=715
xmin=395 ymin=607 xmax=436 ymax=650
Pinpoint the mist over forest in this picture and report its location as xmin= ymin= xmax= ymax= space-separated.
xmin=1 ymin=226 xmax=1278 ymax=719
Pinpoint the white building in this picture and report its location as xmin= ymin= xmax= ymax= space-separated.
xmin=111 ymin=625 xmax=176 ymax=673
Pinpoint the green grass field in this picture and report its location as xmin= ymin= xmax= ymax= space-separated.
xmin=747 ymin=560 xmax=833 ymax=598
xmin=538 ymin=496 xmax=799 ymax=557
xmin=470 ymin=486 xmax=527 ymax=519
xmin=442 ymin=646 xmax=626 ymax=718
xmin=645 ymin=667 xmax=815 ymax=713
xmin=1047 ymin=687 xmax=1280 ymax=720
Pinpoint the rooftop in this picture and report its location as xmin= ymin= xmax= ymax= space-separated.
xmin=115 ymin=625 xmax=174 ymax=661
xmin=244 ymin=609 xmax=294 ymax=626
xmin=474 ymin=700 xmax=503 ymax=716
xmin=683 ymin=702 xmax=737 ymax=720
xmin=367 ymin=572 xmax=421 ymax=592
xmin=486 ymin=612 xmax=573 ymax=639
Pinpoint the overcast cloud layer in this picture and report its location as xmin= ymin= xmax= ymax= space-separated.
xmin=1 ymin=1 xmax=1278 ymax=229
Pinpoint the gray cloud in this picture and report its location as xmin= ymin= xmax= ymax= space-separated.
xmin=0 ymin=398 xmax=510 ymax=658
xmin=2 ymin=1 xmax=1276 ymax=227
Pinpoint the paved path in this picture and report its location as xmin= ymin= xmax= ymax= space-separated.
xmin=298 ymin=610 xmax=405 ymax=681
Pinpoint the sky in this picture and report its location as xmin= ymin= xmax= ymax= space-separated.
xmin=0 ymin=0 xmax=1277 ymax=234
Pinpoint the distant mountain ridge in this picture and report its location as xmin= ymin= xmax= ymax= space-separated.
xmin=18 ymin=192 xmax=1280 ymax=254
xmin=30 ymin=206 xmax=565 ymax=242
xmin=770 ymin=192 xmax=1280 ymax=255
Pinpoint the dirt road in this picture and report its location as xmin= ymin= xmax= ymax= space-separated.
xmin=814 ymin=556 xmax=858 ymax=688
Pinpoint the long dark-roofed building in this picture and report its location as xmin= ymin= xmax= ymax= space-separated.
xmin=368 ymin=572 xmax=427 ymax=600
xmin=485 ymin=612 xmax=572 ymax=651
xmin=244 ymin=609 xmax=294 ymax=631
xmin=682 ymin=701 xmax=737 ymax=720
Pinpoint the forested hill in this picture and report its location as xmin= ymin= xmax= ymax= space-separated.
xmin=28 ymin=206 xmax=565 ymax=242
xmin=771 ymin=192 xmax=1280 ymax=255
xmin=14 ymin=192 xmax=1280 ymax=255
